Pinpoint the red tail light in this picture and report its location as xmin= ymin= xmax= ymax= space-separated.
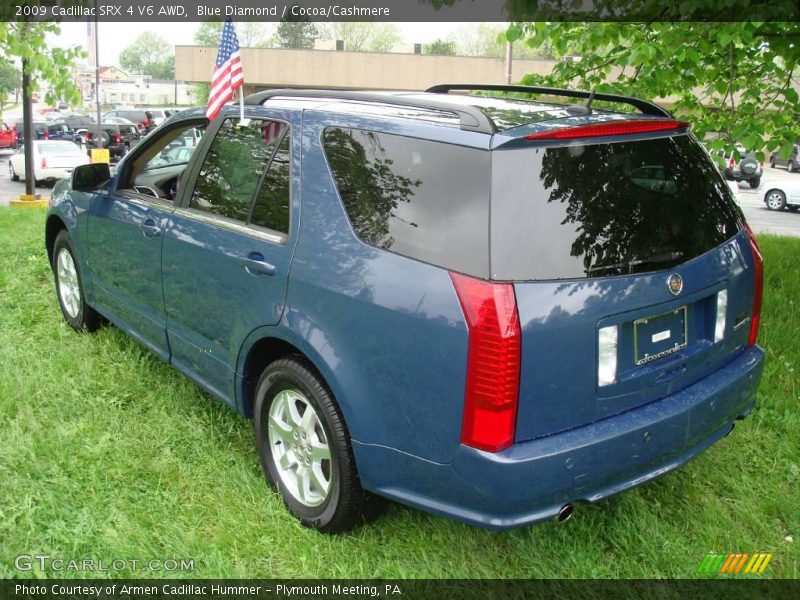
xmin=44 ymin=129 xmax=49 ymax=140
xmin=115 ymin=132 xmax=121 ymax=143
xmin=41 ymin=157 xmax=47 ymax=169
xmin=745 ymin=224 xmax=763 ymax=346
xmin=450 ymin=272 xmax=521 ymax=453
xmin=729 ymin=158 xmax=736 ymax=168
xmin=524 ymin=119 xmax=688 ymax=141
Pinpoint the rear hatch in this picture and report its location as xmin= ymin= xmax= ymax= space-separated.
xmin=39 ymin=142 xmax=86 ymax=168
xmin=490 ymin=124 xmax=758 ymax=441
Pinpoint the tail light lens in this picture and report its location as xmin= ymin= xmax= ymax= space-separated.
xmin=745 ymin=224 xmax=763 ymax=346
xmin=523 ymin=119 xmax=688 ymax=141
xmin=729 ymin=158 xmax=735 ymax=168
xmin=714 ymin=289 xmax=728 ymax=343
xmin=41 ymin=157 xmax=47 ymax=169
xmin=44 ymin=130 xmax=49 ymax=140
xmin=115 ymin=132 xmax=121 ymax=143
xmin=598 ymin=326 xmax=618 ymax=386
xmin=450 ymin=272 xmax=520 ymax=453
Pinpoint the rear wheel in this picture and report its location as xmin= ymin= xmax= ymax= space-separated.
xmin=748 ymin=176 xmax=761 ymax=189
xmin=765 ymin=190 xmax=787 ymax=211
xmin=52 ymin=230 xmax=102 ymax=332
xmin=254 ymin=356 xmax=379 ymax=533
xmin=8 ymin=161 xmax=18 ymax=181
xmin=769 ymin=156 xmax=776 ymax=168
xmin=790 ymin=161 xmax=798 ymax=173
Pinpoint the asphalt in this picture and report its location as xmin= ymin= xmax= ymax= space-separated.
xmin=1 ymin=148 xmax=799 ymax=238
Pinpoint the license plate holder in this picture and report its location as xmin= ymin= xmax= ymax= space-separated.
xmin=633 ymin=307 xmax=687 ymax=365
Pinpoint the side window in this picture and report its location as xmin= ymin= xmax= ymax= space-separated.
xmin=322 ymin=127 xmax=490 ymax=278
xmin=140 ymin=125 xmax=205 ymax=172
xmin=190 ymin=118 xmax=290 ymax=228
xmin=249 ymin=132 xmax=290 ymax=233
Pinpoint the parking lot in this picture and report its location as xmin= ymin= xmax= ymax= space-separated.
xmin=1 ymin=148 xmax=799 ymax=237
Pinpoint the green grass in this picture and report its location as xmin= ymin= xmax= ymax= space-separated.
xmin=0 ymin=207 xmax=797 ymax=579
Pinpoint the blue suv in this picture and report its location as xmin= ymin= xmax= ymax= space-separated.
xmin=45 ymin=85 xmax=765 ymax=532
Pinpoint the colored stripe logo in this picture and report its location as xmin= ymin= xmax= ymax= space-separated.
xmin=697 ymin=552 xmax=773 ymax=575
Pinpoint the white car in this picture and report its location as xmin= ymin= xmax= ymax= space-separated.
xmin=8 ymin=140 xmax=90 ymax=184
xmin=764 ymin=180 xmax=800 ymax=212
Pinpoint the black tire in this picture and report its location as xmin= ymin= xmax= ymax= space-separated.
xmin=769 ymin=156 xmax=776 ymax=168
xmin=789 ymin=206 xmax=799 ymax=212
xmin=748 ymin=175 xmax=761 ymax=189
xmin=52 ymin=230 xmax=102 ymax=332
xmin=790 ymin=161 xmax=797 ymax=173
xmin=254 ymin=356 xmax=380 ymax=533
xmin=8 ymin=161 xmax=18 ymax=181
xmin=765 ymin=190 xmax=787 ymax=211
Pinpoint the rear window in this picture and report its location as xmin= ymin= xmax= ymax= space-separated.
xmin=38 ymin=142 xmax=82 ymax=155
xmin=491 ymin=134 xmax=743 ymax=280
xmin=323 ymin=128 xmax=490 ymax=278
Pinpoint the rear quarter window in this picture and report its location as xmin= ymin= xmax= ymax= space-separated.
xmin=323 ymin=128 xmax=490 ymax=278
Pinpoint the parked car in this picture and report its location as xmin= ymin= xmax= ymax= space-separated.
xmin=85 ymin=123 xmax=142 ymax=159
xmin=719 ymin=147 xmax=763 ymax=188
xmin=45 ymin=85 xmax=765 ymax=533
xmin=102 ymin=109 xmax=154 ymax=133
xmin=9 ymin=140 xmax=89 ymax=184
xmin=769 ymin=144 xmax=800 ymax=172
xmin=143 ymin=108 xmax=168 ymax=126
xmin=763 ymin=180 xmax=800 ymax=211
xmin=0 ymin=122 xmax=17 ymax=149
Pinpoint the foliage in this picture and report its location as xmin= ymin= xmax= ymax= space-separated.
xmin=0 ymin=21 xmax=83 ymax=111
xmin=194 ymin=21 xmax=273 ymax=48
xmin=318 ymin=23 xmax=401 ymax=53
xmin=424 ymin=39 xmax=458 ymax=56
xmin=274 ymin=12 xmax=319 ymax=50
xmin=119 ymin=32 xmax=175 ymax=79
xmin=0 ymin=61 xmax=20 ymax=105
xmin=510 ymin=22 xmax=800 ymax=160
xmin=452 ymin=23 xmax=545 ymax=60
xmin=0 ymin=207 xmax=798 ymax=578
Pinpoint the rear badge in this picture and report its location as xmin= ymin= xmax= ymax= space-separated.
xmin=667 ymin=273 xmax=683 ymax=296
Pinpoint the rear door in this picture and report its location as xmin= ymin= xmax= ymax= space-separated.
xmin=490 ymin=131 xmax=754 ymax=441
xmin=161 ymin=108 xmax=299 ymax=404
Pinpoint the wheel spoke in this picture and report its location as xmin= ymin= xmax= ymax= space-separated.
xmin=309 ymin=464 xmax=330 ymax=496
xmin=296 ymin=466 xmax=310 ymax=502
xmin=268 ymin=414 xmax=294 ymax=444
xmin=285 ymin=394 xmax=304 ymax=427
xmin=310 ymin=440 xmax=330 ymax=461
xmin=278 ymin=450 xmax=297 ymax=470
xmin=300 ymin=404 xmax=318 ymax=434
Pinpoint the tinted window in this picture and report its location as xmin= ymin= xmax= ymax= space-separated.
xmin=191 ymin=118 xmax=288 ymax=224
xmin=323 ymin=128 xmax=490 ymax=278
xmin=250 ymin=131 xmax=290 ymax=233
xmin=491 ymin=134 xmax=743 ymax=280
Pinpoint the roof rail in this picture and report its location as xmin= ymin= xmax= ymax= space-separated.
xmin=244 ymin=88 xmax=497 ymax=133
xmin=425 ymin=84 xmax=672 ymax=118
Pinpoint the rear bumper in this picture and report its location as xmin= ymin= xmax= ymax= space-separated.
xmin=355 ymin=346 xmax=764 ymax=530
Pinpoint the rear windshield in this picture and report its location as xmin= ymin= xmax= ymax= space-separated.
xmin=491 ymin=134 xmax=743 ymax=280
xmin=39 ymin=142 xmax=83 ymax=155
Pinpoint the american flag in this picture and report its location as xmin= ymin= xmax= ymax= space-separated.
xmin=206 ymin=19 xmax=244 ymax=120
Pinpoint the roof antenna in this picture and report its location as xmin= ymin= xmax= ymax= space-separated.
xmin=566 ymin=90 xmax=596 ymax=116
xmin=585 ymin=90 xmax=596 ymax=114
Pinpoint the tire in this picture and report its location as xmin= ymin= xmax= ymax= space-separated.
xmin=790 ymin=161 xmax=797 ymax=173
xmin=52 ymin=230 xmax=102 ymax=332
xmin=8 ymin=161 xmax=18 ymax=181
xmin=253 ymin=356 xmax=380 ymax=533
xmin=789 ymin=206 xmax=799 ymax=212
xmin=769 ymin=156 xmax=776 ymax=168
xmin=748 ymin=175 xmax=761 ymax=189
xmin=765 ymin=190 xmax=787 ymax=211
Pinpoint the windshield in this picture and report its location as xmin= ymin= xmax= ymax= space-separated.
xmin=490 ymin=133 xmax=743 ymax=280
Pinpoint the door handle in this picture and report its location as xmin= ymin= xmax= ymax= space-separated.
xmin=142 ymin=218 xmax=162 ymax=238
xmin=241 ymin=252 xmax=276 ymax=276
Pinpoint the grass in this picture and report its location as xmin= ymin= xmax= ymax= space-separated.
xmin=0 ymin=207 xmax=797 ymax=579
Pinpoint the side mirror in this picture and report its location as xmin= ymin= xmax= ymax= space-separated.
xmin=72 ymin=163 xmax=111 ymax=192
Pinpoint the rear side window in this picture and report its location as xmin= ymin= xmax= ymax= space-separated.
xmin=491 ymin=134 xmax=743 ymax=280
xmin=323 ymin=128 xmax=490 ymax=278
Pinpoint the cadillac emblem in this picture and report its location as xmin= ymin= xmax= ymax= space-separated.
xmin=667 ymin=273 xmax=683 ymax=296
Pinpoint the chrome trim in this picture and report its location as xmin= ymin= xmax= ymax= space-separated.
xmin=173 ymin=207 xmax=287 ymax=245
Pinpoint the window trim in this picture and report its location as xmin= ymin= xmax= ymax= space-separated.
xmin=184 ymin=115 xmax=293 ymax=243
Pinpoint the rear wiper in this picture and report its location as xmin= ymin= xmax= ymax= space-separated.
xmin=586 ymin=251 xmax=685 ymax=275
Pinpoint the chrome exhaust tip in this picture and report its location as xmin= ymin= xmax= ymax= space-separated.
xmin=557 ymin=503 xmax=574 ymax=523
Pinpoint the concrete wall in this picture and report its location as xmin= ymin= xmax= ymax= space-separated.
xmin=175 ymin=46 xmax=558 ymax=91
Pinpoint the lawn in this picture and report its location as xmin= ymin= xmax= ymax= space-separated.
xmin=0 ymin=207 xmax=797 ymax=579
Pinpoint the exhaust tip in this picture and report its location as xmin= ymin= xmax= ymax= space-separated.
xmin=557 ymin=504 xmax=574 ymax=523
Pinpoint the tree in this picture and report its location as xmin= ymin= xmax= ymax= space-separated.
xmin=452 ymin=23 xmax=543 ymax=60
xmin=194 ymin=21 xmax=272 ymax=48
xmin=509 ymin=21 xmax=800 ymax=160
xmin=424 ymin=39 xmax=458 ymax=56
xmin=274 ymin=13 xmax=318 ymax=49
xmin=318 ymin=23 xmax=401 ymax=53
xmin=0 ymin=61 xmax=20 ymax=106
xmin=119 ymin=32 xmax=175 ymax=79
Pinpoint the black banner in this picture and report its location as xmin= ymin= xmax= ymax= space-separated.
xmin=1 ymin=0 xmax=799 ymax=22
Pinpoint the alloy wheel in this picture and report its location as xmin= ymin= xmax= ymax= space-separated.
xmin=56 ymin=248 xmax=81 ymax=319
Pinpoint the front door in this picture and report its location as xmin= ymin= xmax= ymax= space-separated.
xmin=162 ymin=109 xmax=298 ymax=405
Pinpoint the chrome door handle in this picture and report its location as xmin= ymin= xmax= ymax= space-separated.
xmin=142 ymin=218 xmax=162 ymax=238
xmin=241 ymin=253 xmax=275 ymax=276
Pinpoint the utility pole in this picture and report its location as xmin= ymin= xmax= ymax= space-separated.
xmin=505 ymin=41 xmax=513 ymax=85
xmin=94 ymin=0 xmax=103 ymax=147
xmin=21 ymin=58 xmax=35 ymax=197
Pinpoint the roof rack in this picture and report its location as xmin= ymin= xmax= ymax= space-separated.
xmin=244 ymin=88 xmax=498 ymax=133
xmin=425 ymin=84 xmax=672 ymax=118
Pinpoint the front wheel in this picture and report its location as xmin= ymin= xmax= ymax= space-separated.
xmin=789 ymin=161 xmax=798 ymax=173
xmin=254 ymin=356 xmax=380 ymax=533
xmin=769 ymin=157 xmax=776 ymax=168
xmin=765 ymin=190 xmax=787 ymax=211
xmin=52 ymin=230 xmax=102 ymax=332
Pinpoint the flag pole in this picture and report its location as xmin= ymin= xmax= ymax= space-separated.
xmin=240 ymin=86 xmax=245 ymax=123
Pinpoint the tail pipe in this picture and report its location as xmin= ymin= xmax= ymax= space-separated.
xmin=557 ymin=503 xmax=574 ymax=523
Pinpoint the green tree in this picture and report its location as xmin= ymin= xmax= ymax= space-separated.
xmin=318 ymin=23 xmax=401 ymax=53
xmin=119 ymin=32 xmax=175 ymax=79
xmin=274 ymin=12 xmax=318 ymax=49
xmin=194 ymin=21 xmax=272 ymax=48
xmin=509 ymin=21 xmax=800 ymax=159
xmin=424 ymin=39 xmax=458 ymax=56
xmin=0 ymin=61 xmax=20 ymax=106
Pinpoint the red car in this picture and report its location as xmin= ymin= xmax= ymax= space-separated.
xmin=0 ymin=123 xmax=17 ymax=149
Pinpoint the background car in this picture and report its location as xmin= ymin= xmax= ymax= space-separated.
xmin=85 ymin=123 xmax=142 ymax=159
xmin=770 ymin=144 xmax=800 ymax=172
xmin=0 ymin=122 xmax=17 ymax=149
xmin=143 ymin=108 xmax=168 ymax=126
xmin=8 ymin=140 xmax=89 ymax=184
xmin=763 ymin=180 xmax=800 ymax=211
xmin=102 ymin=109 xmax=154 ymax=133
xmin=719 ymin=146 xmax=762 ymax=188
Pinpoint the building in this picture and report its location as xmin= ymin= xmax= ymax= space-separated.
xmin=74 ymin=65 xmax=196 ymax=107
